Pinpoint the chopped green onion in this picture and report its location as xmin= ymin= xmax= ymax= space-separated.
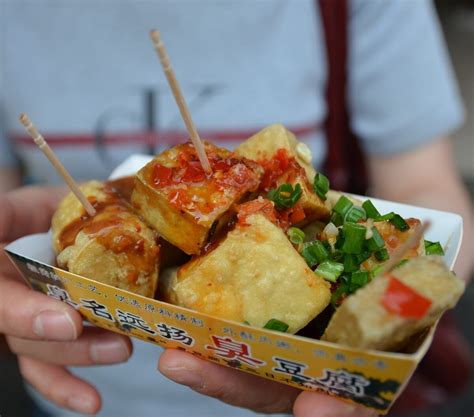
xmin=356 ymin=251 xmax=372 ymax=264
xmin=322 ymin=240 xmax=332 ymax=252
xmin=374 ymin=211 xmax=410 ymax=231
xmin=330 ymin=212 xmax=344 ymax=227
xmin=313 ymin=173 xmax=330 ymax=201
xmin=374 ymin=248 xmax=390 ymax=262
xmin=345 ymin=206 xmax=367 ymax=223
xmin=330 ymin=249 xmax=344 ymax=262
xmin=374 ymin=212 xmax=395 ymax=222
xmin=342 ymin=223 xmax=367 ymax=254
xmin=335 ymin=230 xmax=345 ymax=250
xmin=243 ymin=320 xmax=251 ymax=325
xmin=288 ymin=227 xmax=305 ymax=244
xmin=395 ymin=259 xmax=409 ymax=269
xmin=343 ymin=254 xmax=360 ymax=273
xmin=333 ymin=195 xmax=353 ymax=218
xmin=331 ymin=283 xmax=348 ymax=307
xmin=267 ymin=183 xmax=302 ymax=209
xmin=315 ymin=260 xmax=344 ymax=282
xmin=366 ymin=227 xmax=385 ymax=252
xmin=370 ymin=264 xmax=384 ymax=279
xmin=301 ymin=241 xmax=329 ymax=267
xmin=424 ymin=240 xmax=445 ymax=256
xmin=263 ymin=319 xmax=289 ymax=332
xmin=390 ymin=214 xmax=409 ymax=231
xmin=349 ymin=271 xmax=370 ymax=290
xmin=362 ymin=200 xmax=381 ymax=219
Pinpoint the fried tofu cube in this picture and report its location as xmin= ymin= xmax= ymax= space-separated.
xmin=322 ymin=256 xmax=465 ymax=351
xmin=52 ymin=181 xmax=160 ymax=298
xmin=131 ymin=142 xmax=262 ymax=255
xmin=235 ymin=124 xmax=329 ymax=223
xmin=163 ymin=210 xmax=331 ymax=333
xmin=236 ymin=124 xmax=316 ymax=180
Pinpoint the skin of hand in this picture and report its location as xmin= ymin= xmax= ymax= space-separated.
xmin=158 ymin=350 xmax=378 ymax=417
xmin=159 ymin=137 xmax=472 ymax=416
xmin=0 ymin=167 xmax=22 ymax=193
xmin=0 ymin=186 xmax=133 ymax=415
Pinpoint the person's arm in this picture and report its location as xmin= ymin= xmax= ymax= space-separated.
xmin=368 ymin=137 xmax=473 ymax=282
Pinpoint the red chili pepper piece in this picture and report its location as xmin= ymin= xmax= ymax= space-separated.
xmin=181 ymin=161 xmax=206 ymax=183
xmin=382 ymin=276 xmax=432 ymax=319
xmin=238 ymin=198 xmax=278 ymax=226
xmin=153 ymin=164 xmax=173 ymax=186
xmin=288 ymin=204 xmax=306 ymax=224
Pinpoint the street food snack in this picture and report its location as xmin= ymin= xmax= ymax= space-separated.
xmin=47 ymin=123 xmax=463 ymax=352
xmin=236 ymin=124 xmax=330 ymax=225
xmin=161 ymin=198 xmax=331 ymax=333
xmin=52 ymin=180 xmax=160 ymax=298
xmin=322 ymin=256 xmax=465 ymax=350
xmin=131 ymin=141 xmax=263 ymax=255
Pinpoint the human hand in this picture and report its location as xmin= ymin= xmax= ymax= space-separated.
xmin=0 ymin=186 xmax=133 ymax=415
xmin=159 ymin=349 xmax=378 ymax=417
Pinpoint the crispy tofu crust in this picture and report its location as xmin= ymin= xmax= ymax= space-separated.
xmin=322 ymin=256 xmax=465 ymax=351
xmin=52 ymin=180 xmax=108 ymax=254
xmin=52 ymin=181 xmax=160 ymax=298
xmin=131 ymin=141 xmax=262 ymax=255
xmin=167 ymin=213 xmax=331 ymax=333
xmin=236 ymin=124 xmax=316 ymax=180
xmin=235 ymin=124 xmax=329 ymax=223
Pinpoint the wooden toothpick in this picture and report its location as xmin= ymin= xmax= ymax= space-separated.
xmin=377 ymin=221 xmax=430 ymax=277
xmin=19 ymin=113 xmax=97 ymax=217
xmin=149 ymin=29 xmax=212 ymax=175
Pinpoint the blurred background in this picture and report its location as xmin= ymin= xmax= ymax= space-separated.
xmin=408 ymin=1 xmax=474 ymax=415
xmin=0 ymin=0 xmax=473 ymax=416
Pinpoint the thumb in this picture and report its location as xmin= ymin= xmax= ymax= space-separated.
xmin=0 ymin=186 xmax=67 ymax=242
xmin=293 ymin=391 xmax=378 ymax=417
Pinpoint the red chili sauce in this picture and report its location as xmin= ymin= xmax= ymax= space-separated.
xmin=375 ymin=218 xmax=421 ymax=258
xmin=258 ymin=148 xmax=309 ymax=192
xmin=236 ymin=197 xmax=304 ymax=231
xmin=148 ymin=142 xmax=262 ymax=222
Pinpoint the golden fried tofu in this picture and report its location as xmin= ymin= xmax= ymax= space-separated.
xmin=52 ymin=181 xmax=160 ymax=298
xmin=163 ymin=210 xmax=331 ymax=333
xmin=322 ymin=256 xmax=465 ymax=351
xmin=158 ymin=266 xmax=179 ymax=305
xmin=235 ymin=124 xmax=329 ymax=223
xmin=52 ymin=180 xmax=108 ymax=254
xmin=236 ymin=124 xmax=316 ymax=180
xmin=131 ymin=141 xmax=262 ymax=255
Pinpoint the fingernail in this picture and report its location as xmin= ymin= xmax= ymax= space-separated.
xmin=90 ymin=336 xmax=130 ymax=364
xmin=161 ymin=365 xmax=204 ymax=389
xmin=67 ymin=395 xmax=95 ymax=414
xmin=33 ymin=310 xmax=77 ymax=340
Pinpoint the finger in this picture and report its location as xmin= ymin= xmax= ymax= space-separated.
xmin=0 ymin=242 xmax=22 ymax=279
xmin=0 ymin=279 xmax=82 ymax=340
xmin=19 ymin=356 xmax=101 ymax=415
xmin=293 ymin=391 xmax=378 ymax=417
xmin=0 ymin=185 xmax=67 ymax=242
xmin=159 ymin=349 xmax=299 ymax=413
xmin=7 ymin=326 xmax=132 ymax=366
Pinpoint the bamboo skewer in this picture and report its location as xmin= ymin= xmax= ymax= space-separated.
xmin=377 ymin=221 xmax=430 ymax=277
xmin=19 ymin=113 xmax=97 ymax=217
xmin=149 ymin=29 xmax=212 ymax=175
